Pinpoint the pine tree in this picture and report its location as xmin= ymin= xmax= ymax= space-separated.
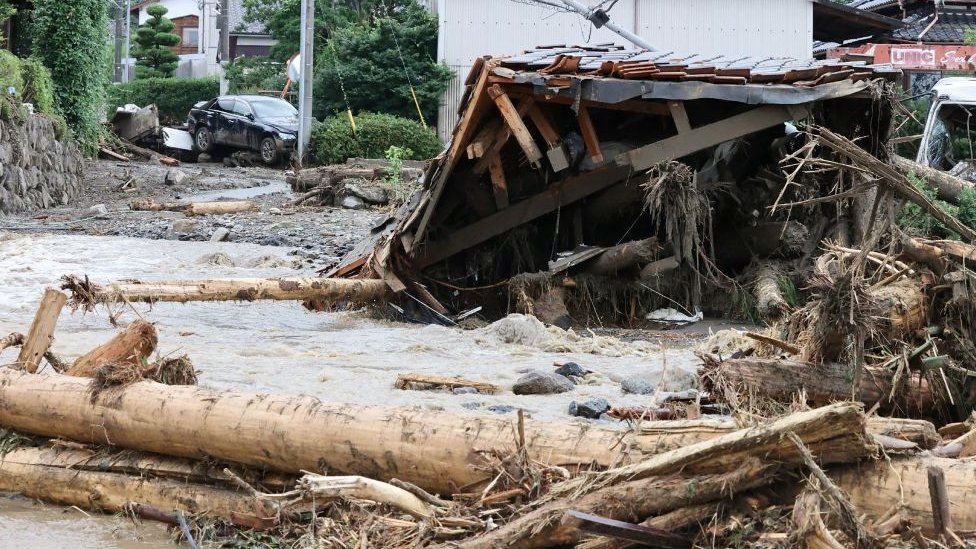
xmin=132 ymin=4 xmax=181 ymax=79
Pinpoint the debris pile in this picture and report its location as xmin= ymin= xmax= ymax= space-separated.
xmin=287 ymin=157 xmax=426 ymax=210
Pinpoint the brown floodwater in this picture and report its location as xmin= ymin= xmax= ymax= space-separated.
xmin=0 ymin=231 xmax=711 ymax=546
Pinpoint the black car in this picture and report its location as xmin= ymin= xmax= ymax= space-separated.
xmin=187 ymin=95 xmax=299 ymax=164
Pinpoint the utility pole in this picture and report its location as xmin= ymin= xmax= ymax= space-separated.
xmin=114 ymin=2 xmax=124 ymax=82
xmin=124 ymin=0 xmax=132 ymax=81
xmin=538 ymin=0 xmax=655 ymax=51
xmin=297 ymin=0 xmax=315 ymax=163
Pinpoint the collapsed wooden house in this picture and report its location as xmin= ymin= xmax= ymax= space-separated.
xmin=329 ymin=45 xmax=901 ymax=324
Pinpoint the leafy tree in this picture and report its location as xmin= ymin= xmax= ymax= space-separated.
xmin=132 ymin=4 xmax=181 ymax=79
xmin=243 ymin=0 xmax=452 ymax=124
xmin=313 ymin=2 xmax=452 ymax=124
xmin=32 ymin=0 xmax=108 ymax=153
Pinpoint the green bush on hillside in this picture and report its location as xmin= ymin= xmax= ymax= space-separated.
xmin=311 ymin=112 xmax=442 ymax=165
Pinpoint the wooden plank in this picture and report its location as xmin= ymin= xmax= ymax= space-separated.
xmin=487 ymin=84 xmax=543 ymax=168
xmin=487 ymin=153 xmax=510 ymax=210
xmin=623 ymin=104 xmax=810 ymax=172
xmin=568 ymin=510 xmax=692 ymax=549
xmin=668 ymin=101 xmax=692 ymax=134
xmin=15 ymin=289 xmax=68 ymax=373
xmin=417 ymin=103 xmax=812 ymax=268
xmin=414 ymin=60 xmax=497 ymax=245
xmin=472 ymin=99 xmax=536 ymax=175
xmin=577 ymin=106 xmax=604 ymax=164
xmin=527 ymin=104 xmax=561 ymax=148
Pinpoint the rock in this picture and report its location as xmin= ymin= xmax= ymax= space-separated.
xmin=513 ymin=370 xmax=574 ymax=395
xmin=554 ymin=362 xmax=588 ymax=378
xmin=569 ymin=398 xmax=611 ymax=419
xmin=164 ymin=168 xmax=188 ymax=186
xmin=621 ymin=376 xmax=655 ymax=395
xmin=197 ymin=153 xmax=213 ymax=163
xmin=340 ymin=195 xmax=366 ymax=210
xmin=170 ymin=219 xmax=198 ymax=235
xmin=210 ymin=227 xmax=230 ymax=242
xmin=452 ymin=387 xmax=479 ymax=395
xmin=343 ymin=179 xmax=389 ymax=205
xmin=87 ymin=203 xmax=108 ymax=216
xmin=487 ymin=405 xmax=516 ymax=414
xmin=461 ymin=402 xmax=483 ymax=410
xmin=659 ymin=389 xmax=700 ymax=403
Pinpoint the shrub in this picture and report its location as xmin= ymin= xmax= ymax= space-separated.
xmin=106 ymin=77 xmax=219 ymax=124
xmin=132 ymin=4 xmax=181 ymax=79
xmin=20 ymin=57 xmax=55 ymax=115
xmin=225 ymin=56 xmax=287 ymax=95
xmin=311 ymin=112 xmax=442 ymax=165
xmin=0 ymin=49 xmax=23 ymax=98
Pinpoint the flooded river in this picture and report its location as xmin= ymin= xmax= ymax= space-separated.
xmin=0 ymin=231 xmax=705 ymax=547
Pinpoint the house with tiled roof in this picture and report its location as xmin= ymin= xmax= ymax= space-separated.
xmin=114 ymin=0 xmax=275 ymax=82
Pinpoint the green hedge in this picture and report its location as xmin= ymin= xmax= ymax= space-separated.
xmin=0 ymin=50 xmax=23 ymax=99
xmin=106 ymin=77 xmax=219 ymax=124
xmin=311 ymin=112 xmax=442 ymax=165
xmin=20 ymin=57 xmax=55 ymax=116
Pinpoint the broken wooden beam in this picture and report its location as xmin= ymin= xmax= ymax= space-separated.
xmin=487 ymin=84 xmax=543 ymax=168
xmin=394 ymin=373 xmax=499 ymax=394
xmin=61 ymin=275 xmax=389 ymax=306
xmin=487 ymin=152 xmax=510 ymax=209
xmin=15 ymin=289 xmax=67 ymax=373
xmin=577 ymin=106 xmax=604 ymax=164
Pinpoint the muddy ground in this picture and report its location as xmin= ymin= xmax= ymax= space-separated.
xmin=0 ymin=158 xmax=386 ymax=269
xmin=0 ymin=158 xmax=747 ymax=548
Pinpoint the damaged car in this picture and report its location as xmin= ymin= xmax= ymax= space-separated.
xmin=187 ymin=95 xmax=298 ymax=164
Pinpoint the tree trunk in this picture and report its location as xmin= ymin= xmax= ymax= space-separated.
xmin=753 ymin=263 xmax=789 ymax=323
xmin=69 ymin=277 xmax=389 ymax=305
xmin=831 ymin=456 xmax=976 ymax=536
xmin=184 ymin=201 xmax=259 ymax=216
xmin=67 ymin=320 xmax=157 ymax=378
xmin=15 ymin=289 xmax=68 ymax=373
xmin=0 ymin=370 xmax=740 ymax=495
xmin=0 ymin=447 xmax=278 ymax=529
xmin=460 ymin=459 xmax=773 ymax=549
xmin=586 ymin=238 xmax=662 ymax=275
xmin=701 ymin=357 xmax=935 ymax=413
xmin=891 ymin=155 xmax=976 ymax=204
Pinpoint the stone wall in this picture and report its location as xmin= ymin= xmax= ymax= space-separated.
xmin=0 ymin=113 xmax=84 ymax=214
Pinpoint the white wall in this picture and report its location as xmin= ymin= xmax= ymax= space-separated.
xmin=434 ymin=0 xmax=814 ymax=139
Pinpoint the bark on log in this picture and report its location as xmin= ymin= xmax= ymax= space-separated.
xmin=0 ymin=370 xmax=739 ymax=495
xmin=753 ymin=263 xmax=789 ymax=323
xmin=892 ymin=155 xmax=976 ymax=204
xmin=459 ymin=459 xmax=773 ymax=549
xmin=184 ymin=201 xmax=260 ymax=216
xmin=586 ymin=238 xmax=662 ymax=275
xmin=67 ymin=320 xmax=157 ymax=378
xmin=72 ymin=277 xmax=389 ymax=305
xmin=701 ymin=357 xmax=935 ymax=413
xmin=831 ymin=456 xmax=976 ymax=536
xmin=0 ymin=447 xmax=277 ymax=528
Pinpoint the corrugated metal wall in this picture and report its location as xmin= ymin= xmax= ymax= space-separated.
xmin=433 ymin=0 xmax=814 ymax=140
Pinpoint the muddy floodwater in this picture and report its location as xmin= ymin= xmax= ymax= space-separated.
xmin=0 ymin=231 xmax=709 ymax=547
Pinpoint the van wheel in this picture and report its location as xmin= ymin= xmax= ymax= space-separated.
xmin=260 ymin=137 xmax=279 ymax=165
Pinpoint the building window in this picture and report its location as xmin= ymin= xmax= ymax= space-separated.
xmin=183 ymin=27 xmax=199 ymax=48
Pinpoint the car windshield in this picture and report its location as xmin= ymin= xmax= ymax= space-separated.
xmin=250 ymin=99 xmax=297 ymax=119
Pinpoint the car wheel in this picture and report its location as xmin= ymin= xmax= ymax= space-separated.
xmin=195 ymin=127 xmax=215 ymax=153
xmin=260 ymin=137 xmax=279 ymax=165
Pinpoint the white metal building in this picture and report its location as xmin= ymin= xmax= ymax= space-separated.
xmin=431 ymin=0 xmax=817 ymax=139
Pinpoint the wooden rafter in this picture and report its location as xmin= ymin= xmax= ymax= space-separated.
xmin=668 ymin=101 xmax=692 ymax=134
xmin=487 ymin=84 xmax=544 ymax=168
xmin=416 ymin=103 xmax=812 ymax=268
xmin=577 ymin=106 xmax=604 ymax=164
xmin=487 ymin=153 xmax=509 ymax=210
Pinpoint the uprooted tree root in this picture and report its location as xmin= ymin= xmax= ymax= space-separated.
xmin=60 ymin=274 xmax=106 ymax=312
xmin=88 ymin=355 xmax=198 ymax=402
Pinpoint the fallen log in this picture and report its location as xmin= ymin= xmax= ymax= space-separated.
xmin=752 ymin=263 xmax=790 ymax=322
xmin=462 ymin=403 xmax=871 ymax=548
xmin=394 ymin=373 xmax=499 ymax=394
xmin=0 ymin=369 xmax=746 ymax=495
xmin=62 ymin=275 xmax=389 ymax=306
xmin=892 ymin=155 xmax=976 ymax=204
xmin=184 ymin=200 xmax=260 ymax=216
xmin=459 ymin=459 xmax=773 ymax=549
xmin=67 ymin=320 xmax=157 ymax=378
xmin=701 ymin=356 xmax=935 ymax=413
xmin=130 ymin=198 xmax=188 ymax=212
xmin=0 ymin=446 xmax=277 ymax=528
xmin=832 ymin=456 xmax=976 ymax=536
xmin=586 ymin=238 xmax=661 ymax=275
xmin=15 ymin=289 xmax=67 ymax=373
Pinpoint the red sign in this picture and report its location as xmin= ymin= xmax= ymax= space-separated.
xmin=828 ymin=43 xmax=976 ymax=70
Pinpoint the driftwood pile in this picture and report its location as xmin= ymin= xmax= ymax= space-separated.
xmin=3 ymin=282 xmax=976 ymax=547
xmin=286 ymin=157 xmax=425 ymax=209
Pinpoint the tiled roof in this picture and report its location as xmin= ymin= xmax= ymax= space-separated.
xmin=228 ymin=0 xmax=268 ymax=35
xmin=892 ymin=8 xmax=976 ymax=42
xmin=500 ymin=45 xmax=900 ymax=87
